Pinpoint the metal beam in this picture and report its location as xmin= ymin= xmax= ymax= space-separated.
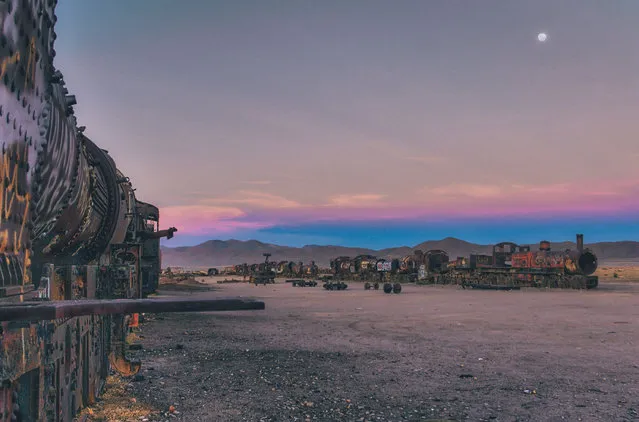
xmin=0 ymin=297 xmax=265 ymax=322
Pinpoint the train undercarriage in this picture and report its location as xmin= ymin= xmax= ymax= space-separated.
xmin=420 ymin=269 xmax=598 ymax=290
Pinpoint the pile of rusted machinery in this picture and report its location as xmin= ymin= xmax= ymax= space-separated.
xmin=288 ymin=279 xmax=318 ymax=287
xmin=286 ymin=276 xmax=342 ymax=290
xmin=288 ymin=276 xmax=403 ymax=294
xmin=220 ymin=259 xmax=320 ymax=278
xmin=330 ymin=234 xmax=599 ymax=290
xmin=0 ymin=2 xmax=264 ymax=421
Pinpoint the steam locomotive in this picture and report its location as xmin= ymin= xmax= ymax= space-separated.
xmin=329 ymin=234 xmax=599 ymax=289
xmin=441 ymin=234 xmax=598 ymax=289
xmin=0 ymin=2 xmax=264 ymax=421
xmin=0 ymin=2 xmax=181 ymax=418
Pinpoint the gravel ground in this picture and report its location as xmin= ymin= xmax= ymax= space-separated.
xmin=90 ymin=281 xmax=639 ymax=422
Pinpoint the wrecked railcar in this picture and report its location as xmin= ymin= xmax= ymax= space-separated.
xmin=0 ymin=2 xmax=264 ymax=421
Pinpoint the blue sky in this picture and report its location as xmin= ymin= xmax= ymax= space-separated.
xmin=168 ymin=213 xmax=639 ymax=249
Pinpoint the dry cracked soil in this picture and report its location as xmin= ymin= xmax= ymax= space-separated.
xmin=89 ymin=280 xmax=639 ymax=422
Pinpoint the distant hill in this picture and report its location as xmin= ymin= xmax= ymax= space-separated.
xmin=160 ymin=237 xmax=639 ymax=269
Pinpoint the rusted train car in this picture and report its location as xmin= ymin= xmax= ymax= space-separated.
xmin=330 ymin=250 xmax=444 ymax=283
xmin=440 ymin=234 xmax=598 ymax=289
xmin=0 ymin=3 xmax=264 ymax=421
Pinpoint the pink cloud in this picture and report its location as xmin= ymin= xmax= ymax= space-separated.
xmin=160 ymin=179 xmax=639 ymax=235
xmin=159 ymin=205 xmax=260 ymax=233
xmin=202 ymin=191 xmax=301 ymax=209
xmin=423 ymin=180 xmax=638 ymax=205
xmin=325 ymin=193 xmax=386 ymax=207
xmin=241 ymin=180 xmax=272 ymax=185
xmin=428 ymin=184 xmax=503 ymax=199
xmin=194 ymin=220 xmax=274 ymax=234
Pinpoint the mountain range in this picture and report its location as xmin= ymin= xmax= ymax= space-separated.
xmin=160 ymin=238 xmax=639 ymax=269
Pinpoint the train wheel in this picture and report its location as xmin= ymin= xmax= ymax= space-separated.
xmin=374 ymin=282 xmax=380 ymax=290
xmin=383 ymin=283 xmax=392 ymax=294
xmin=364 ymin=282 xmax=371 ymax=290
xmin=551 ymin=276 xmax=561 ymax=288
xmin=557 ymin=276 xmax=567 ymax=289
xmin=568 ymin=276 xmax=581 ymax=289
xmin=392 ymin=283 xmax=402 ymax=294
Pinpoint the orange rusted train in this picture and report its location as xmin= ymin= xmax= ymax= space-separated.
xmin=437 ymin=234 xmax=598 ymax=289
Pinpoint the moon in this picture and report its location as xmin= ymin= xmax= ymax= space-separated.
xmin=537 ymin=32 xmax=548 ymax=42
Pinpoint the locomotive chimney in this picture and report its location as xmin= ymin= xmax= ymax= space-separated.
xmin=539 ymin=240 xmax=551 ymax=251
xmin=576 ymin=234 xmax=584 ymax=253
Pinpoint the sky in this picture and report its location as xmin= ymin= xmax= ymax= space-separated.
xmin=53 ymin=1 xmax=639 ymax=248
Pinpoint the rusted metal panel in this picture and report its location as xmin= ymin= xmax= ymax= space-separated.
xmin=511 ymin=251 xmax=565 ymax=269
xmin=0 ymin=322 xmax=44 ymax=383
xmin=424 ymin=249 xmax=450 ymax=272
xmin=376 ymin=261 xmax=392 ymax=272
xmin=470 ymin=254 xmax=493 ymax=268
xmin=418 ymin=264 xmax=427 ymax=280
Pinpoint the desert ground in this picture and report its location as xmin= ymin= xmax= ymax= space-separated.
xmin=86 ymin=266 xmax=639 ymax=422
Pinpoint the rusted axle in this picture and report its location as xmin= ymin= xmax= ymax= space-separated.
xmin=0 ymin=297 xmax=265 ymax=321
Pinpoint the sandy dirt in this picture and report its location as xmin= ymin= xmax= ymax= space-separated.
xmin=89 ymin=276 xmax=639 ymax=422
xmin=595 ymin=263 xmax=639 ymax=283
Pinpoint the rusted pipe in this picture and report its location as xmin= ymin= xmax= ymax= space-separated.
xmin=576 ymin=234 xmax=584 ymax=253
xmin=0 ymin=297 xmax=265 ymax=322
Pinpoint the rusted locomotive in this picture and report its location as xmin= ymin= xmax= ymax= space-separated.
xmin=435 ymin=234 xmax=598 ymax=289
xmin=0 ymin=2 xmax=264 ymax=421
xmin=274 ymin=260 xmax=318 ymax=278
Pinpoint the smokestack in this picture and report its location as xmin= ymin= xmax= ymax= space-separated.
xmin=576 ymin=234 xmax=584 ymax=253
